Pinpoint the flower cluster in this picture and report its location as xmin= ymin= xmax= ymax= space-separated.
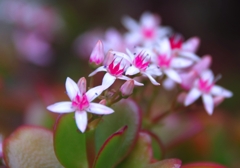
xmin=48 ymin=11 xmax=232 ymax=133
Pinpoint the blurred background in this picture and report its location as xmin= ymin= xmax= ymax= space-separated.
xmin=0 ymin=0 xmax=239 ymax=167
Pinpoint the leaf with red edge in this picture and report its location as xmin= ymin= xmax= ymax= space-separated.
xmin=181 ymin=162 xmax=227 ymax=168
xmin=3 ymin=126 xmax=63 ymax=168
xmin=94 ymin=99 xmax=141 ymax=165
xmin=117 ymin=131 xmax=181 ymax=168
xmin=54 ymin=113 xmax=88 ymax=168
xmin=93 ymin=126 xmax=128 ymax=168
xmin=148 ymin=159 xmax=182 ymax=168
xmin=116 ymin=131 xmax=154 ymax=168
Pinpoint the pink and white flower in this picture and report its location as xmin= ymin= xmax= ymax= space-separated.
xmin=47 ymin=77 xmax=114 ymax=133
xmin=152 ymin=38 xmax=193 ymax=83
xmin=122 ymin=11 xmax=171 ymax=47
xmin=184 ymin=70 xmax=233 ymax=115
xmin=112 ymin=49 xmax=161 ymax=85
xmin=89 ymin=56 xmax=144 ymax=90
xmin=169 ymin=34 xmax=200 ymax=61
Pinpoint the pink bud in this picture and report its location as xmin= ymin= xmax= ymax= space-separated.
xmin=120 ymin=80 xmax=134 ymax=97
xmin=89 ymin=40 xmax=104 ymax=65
xmin=77 ymin=77 xmax=86 ymax=94
xmin=99 ymin=99 xmax=106 ymax=105
xmin=103 ymin=49 xmax=114 ymax=66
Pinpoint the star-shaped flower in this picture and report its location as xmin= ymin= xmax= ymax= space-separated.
xmin=152 ymin=38 xmax=193 ymax=83
xmin=47 ymin=77 xmax=114 ymax=133
xmin=89 ymin=56 xmax=143 ymax=90
xmin=112 ymin=49 xmax=161 ymax=85
xmin=184 ymin=70 xmax=233 ymax=115
xmin=122 ymin=11 xmax=171 ymax=47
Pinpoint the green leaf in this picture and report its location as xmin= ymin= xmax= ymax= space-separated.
xmin=3 ymin=126 xmax=63 ymax=168
xmin=116 ymin=131 xmax=153 ymax=168
xmin=148 ymin=159 xmax=182 ymax=168
xmin=117 ymin=131 xmax=181 ymax=168
xmin=93 ymin=126 xmax=128 ymax=168
xmin=145 ymin=131 xmax=164 ymax=160
xmin=181 ymin=162 xmax=227 ymax=168
xmin=54 ymin=113 xmax=88 ymax=168
xmin=94 ymin=99 xmax=141 ymax=167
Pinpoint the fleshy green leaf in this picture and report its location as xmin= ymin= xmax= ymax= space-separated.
xmin=145 ymin=130 xmax=164 ymax=160
xmin=148 ymin=159 xmax=182 ymax=168
xmin=117 ymin=131 xmax=181 ymax=168
xmin=181 ymin=162 xmax=227 ymax=168
xmin=3 ymin=126 xmax=63 ymax=168
xmin=93 ymin=126 xmax=128 ymax=168
xmin=54 ymin=113 xmax=88 ymax=168
xmin=94 ymin=99 xmax=141 ymax=167
xmin=116 ymin=131 xmax=153 ymax=168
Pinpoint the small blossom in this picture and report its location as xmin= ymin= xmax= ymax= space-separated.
xmin=184 ymin=70 xmax=233 ymax=115
xmin=89 ymin=55 xmax=143 ymax=90
xmin=152 ymin=38 xmax=193 ymax=83
xmin=122 ymin=11 xmax=171 ymax=47
xmin=47 ymin=77 xmax=114 ymax=133
xmin=112 ymin=49 xmax=161 ymax=85
xmin=89 ymin=40 xmax=105 ymax=66
xmin=120 ymin=79 xmax=135 ymax=97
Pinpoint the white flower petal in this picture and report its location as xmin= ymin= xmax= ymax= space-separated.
xmin=66 ymin=77 xmax=79 ymax=100
xmin=158 ymin=38 xmax=171 ymax=56
xmin=126 ymin=48 xmax=135 ymax=61
xmin=171 ymin=57 xmax=193 ymax=68
xmin=75 ymin=111 xmax=88 ymax=133
xmin=126 ymin=66 xmax=140 ymax=75
xmin=86 ymin=85 xmax=105 ymax=102
xmin=182 ymin=36 xmax=200 ymax=53
xmin=146 ymin=64 xmax=162 ymax=76
xmin=112 ymin=50 xmax=132 ymax=63
xmin=87 ymin=103 xmax=114 ymax=114
xmin=122 ymin=16 xmax=139 ymax=31
xmin=143 ymin=72 xmax=160 ymax=85
xmin=140 ymin=12 xmax=158 ymax=28
xmin=47 ymin=102 xmax=73 ymax=113
xmin=178 ymin=51 xmax=200 ymax=61
xmin=202 ymin=94 xmax=214 ymax=115
xmin=118 ymin=75 xmax=144 ymax=86
xmin=163 ymin=77 xmax=176 ymax=90
xmin=88 ymin=66 xmax=106 ymax=77
xmin=164 ymin=69 xmax=182 ymax=83
xmin=200 ymin=70 xmax=214 ymax=82
xmin=211 ymin=85 xmax=233 ymax=98
xmin=184 ymin=88 xmax=201 ymax=106
xmin=102 ymin=73 xmax=116 ymax=89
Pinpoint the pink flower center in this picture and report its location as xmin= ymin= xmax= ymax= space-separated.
xmin=72 ymin=94 xmax=89 ymax=111
xmin=169 ymin=35 xmax=183 ymax=50
xmin=133 ymin=53 xmax=150 ymax=71
xmin=107 ymin=59 xmax=124 ymax=77
xmin=157 ymin=54 xmax=172 ymax=68
xmin=198 ymin=79 xmax=213 ymax=93
xmin=142 ymin=27 xmax=154 ymax=39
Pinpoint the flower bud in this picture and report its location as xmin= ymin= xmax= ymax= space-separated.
xmin=89 ymin=40 xmax=104 ymax=66
xmin=120 ymin=80 xmax=134 ymax=98
xmin=99 ymin=99 xmax=106 ymax=105
xmin=77 ymin=77 xmax=86 ymax=94
xmin=103 ymin=49 xmax=114 ymax=66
